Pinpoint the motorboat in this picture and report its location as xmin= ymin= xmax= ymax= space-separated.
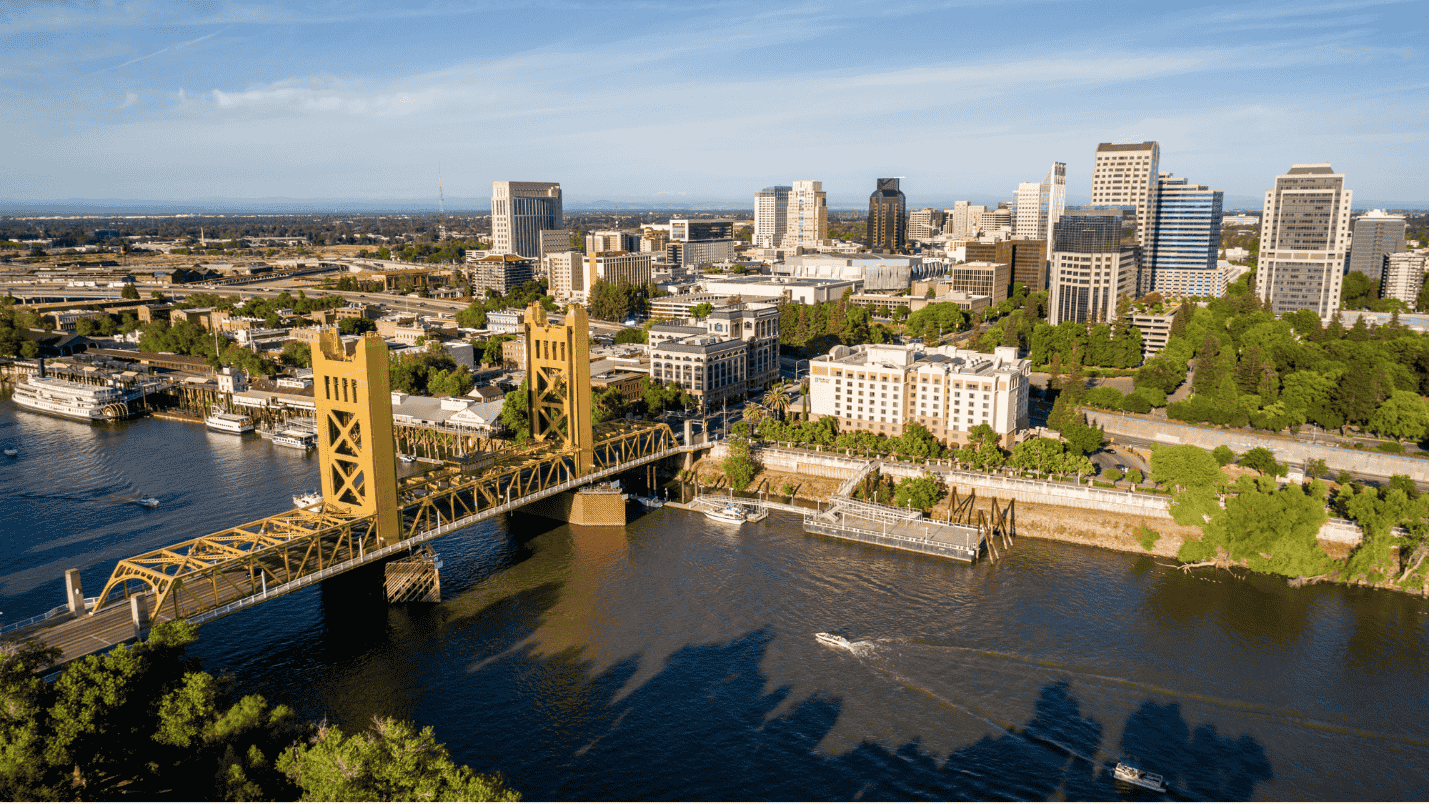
xmin=3 ymin=448 xmax=16 ymax=458
xmin=272 ymin=431 xmax=316 ymax=450
xmin=704 ymin=502 xmax=748 ymax=524
xmin=135 ymin=496 xmax=160 ymax=508
xmin=292 ymin=491 xmax=322 ymax=508
xmin=815 ymin=632 xmax=853 ymax=650
xmin=398 ymin=453 xmax=416 ymax=463
xmin=1113 ymin=762 xmax=1166 ymax=792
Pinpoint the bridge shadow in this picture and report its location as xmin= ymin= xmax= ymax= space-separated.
xmin=408 ymin=625 xmax=1273 ymax=801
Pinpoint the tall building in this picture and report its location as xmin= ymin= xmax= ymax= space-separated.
xmin=1090 ymin=142 xmax=1158 ymax=247
xmin=979 ymin=204 xmax=1013 ymax=236
xmin=947 ymin=261 xmax=1012 ymax=304
xmin=907 ymin=208 xmax=946 ymax=242
xmin=1143 ymin=174 xmax=1223 ymax=298
xmin=754 ymin=186 xmax=791 ymax=248
xmin=671 ymin=219 xmax=734 ymax=241
xmin=780 ymin=181 xmax=827 ymax=250
xmin=807 ymin=343 xmax=1030 ymax=444
xmin=1347 ymin=209 xmax=1407 ymax=277
xmin=546 ymin=251 xmax=586 ymax=303
xmin=538 ymin=229 xmax=573 ymax=260
xmin=1382 ymin=252 xmax=1427 ymax=307
xmin=590 ymin=250 xmax=655 ymax=289
xmin=490 ymin=181 xmax=562 ymax=259
xmin=639 ymin=228 xmax=669 ymax=253
xmin=1256 ymin=164 xmax=1353 ymax=317
xmin=1047 ymin=210 xmax=1139 ymax=325
xmin=866 ymin=178 xmax=907 ymax=253
xmin=1014 ymin=162 xmax=1067 ymax=240
xmin=468 ymin=254 xmax=535 ymax=297
xmin=586 ymin=230 xmax=639 ymax=254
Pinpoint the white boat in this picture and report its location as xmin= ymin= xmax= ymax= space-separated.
xmin=1113 ymin=762 xmax=1166 ymax=792
xmin=135 ymin=496 xmax=159 ymax=508
xmin=292 ymin=491 xmax=322 ymax=508
xmin=13 ymin=376 xmax=132 ymax=422
xmin=3 ymin=448 xmax=16 ymax=458
xmin=815 ymin=632 xmax=853 ymax=650
xmin=205 ymin=406 xmax=255 ymax=434
xmin=397 ymin=453 xmax=416 ymax=463
xmin=704 ymin=502 xmax=748 ymax=524
xmin=272 ymin=431 xmax=316 ymax=450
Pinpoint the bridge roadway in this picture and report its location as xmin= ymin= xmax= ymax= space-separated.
xmin=12 ymin=421 xmax=697 ymax=668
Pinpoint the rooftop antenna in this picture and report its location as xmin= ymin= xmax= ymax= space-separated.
xmin=437 ymin=165 xmax=447 ymax=242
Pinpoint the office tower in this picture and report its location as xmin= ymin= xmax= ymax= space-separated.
xmin=469 ymin=254 xmax=535 ymax=296
xmin=908 ymin=208 xmax=946 ymax=242
xmin=1014 ymin=162 xmax=1067 ymax=240
xmin=780 ymin=181 xmax=827 ymax=249
xmin=1256 ymin=164 xmax=1353 ymax=317
xmin=1144 ymin=174 xmax=1224 ymax=298
xmin=947 ymin=261 xmax=1013 ymax=304
xmin=1383 ymin=253 xmax=1427 ymax=307
xmin=538 ymin=229 xmax=573 ymax=260
xmin=586 ymin=230 xmax=626 ymax=254
xmin=1347 ymin=209 xmax=1407 ymax=277
xmin=491 ymin=181 xmax=562 ymax=259
xmin=671 ymin=219 xmax=735 ymax=241
xmin=866 ymin=178 xmax=907 ymax=253
xmin=998 ymin=239 xmax=1049 ymax=294
xmin=1047 ymin=210 xmax=1140 ymax=325
xmin=949 ymin=201 xmax=971 ymax=237
xmin=546 ymin=251 xmax=586 ymax=302
xmin=979 ymin=203 xmax=1013 ymax=236
xmin=754 ymin=185 xmax=791 ymax=248
xmin=590 ymin=251 xmax=654 ymax=288
xmin=1090 ymin=142 xmax=1159 ymax=246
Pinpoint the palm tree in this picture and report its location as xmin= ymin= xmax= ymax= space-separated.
xmin=742 ymin=402 xmax=765 ymax=426
xmin=763 ymin=383 xmax=791 ymax=422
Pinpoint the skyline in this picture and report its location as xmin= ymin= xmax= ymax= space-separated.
xmin=3 ymin=0 xmax=1428 ymax=208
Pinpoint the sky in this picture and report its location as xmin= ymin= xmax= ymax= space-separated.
xmin=2 ymin=0 xmax=1427 ymax=209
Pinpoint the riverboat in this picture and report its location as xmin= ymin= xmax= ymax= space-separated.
xmin=205 ymin=406 xmax=255 ymax=434
xmin=12 ymin=376 xmax=132 ymax=422
xmin=1113 ymin=762 xmax=1166 ymax=792
xmin=705 ymin=502 xmax=748 ymax=524
xmin=815 ymin=632 xmax=853 ymax=650
xmin=135 ymin=496 xmax=160 ymax=508
xmin=292 ymin=491 xmax=322 ymax=508
xmin=272 ymin=431 xmax=316 ymax=450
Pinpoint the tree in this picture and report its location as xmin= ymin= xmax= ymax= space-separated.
xmin=120 ymin=284 xmax=140 ymax=300
xmin=499 ymin=380 xmax=530 ymax=441
xmin=1151 ymin=444 xmax=1227 ymax=493
xmin=1304 ymin=457 xmax=1329 ymax=480
xmin=893 ymin=472 xmax=943 ymax=510
xmin=613 ymin=327 xmax=644 ymax=345
xmin=723 ymin=436 xmax=759 ymax=491
xmin=1211 ymin=444 xmax=1236 ymax=466
xmin=1368 ymin=390 xmax=1429 ymax=443
xmin=689 ymin=303 xmax=713 ymax=319
xmin=282 ymin=341 xmax=312 ymax=368
xmin=762 ymin=383 xmax=791 ymax=421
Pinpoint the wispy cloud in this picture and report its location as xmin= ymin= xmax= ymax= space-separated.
xmin=103 ymin=28 xmax=227 ymax=71
xmin=120 ymin=92 xmax=138 ymax=108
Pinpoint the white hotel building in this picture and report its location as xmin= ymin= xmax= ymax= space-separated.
xmin=808 ymin=344 xmax=1030 ymax=445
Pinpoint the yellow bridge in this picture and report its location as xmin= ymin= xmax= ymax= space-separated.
xmin=13 ymin=303 xmax=696 ymax=667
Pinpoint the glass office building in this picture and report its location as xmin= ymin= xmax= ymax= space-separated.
xmin=1047 ymin=209 xmax=1139 ymax=326
xmin=1145 ymin=175 xmax=1224 ymax=298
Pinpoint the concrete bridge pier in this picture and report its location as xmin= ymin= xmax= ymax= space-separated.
xmin=65 ymin=568 xmax=85 ymax=615
xmin=519 ymin=487 xmax=628 ymax=527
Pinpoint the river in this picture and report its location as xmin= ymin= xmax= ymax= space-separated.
xmin=3 ymin=395 xmax=1428 ymax=800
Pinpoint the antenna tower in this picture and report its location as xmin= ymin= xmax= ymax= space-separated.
xmin=438 ymin=168 xmax=447 ymax=241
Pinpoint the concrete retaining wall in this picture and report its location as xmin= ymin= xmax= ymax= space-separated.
xmin=1086 ymin=411 xmax=1429 ymax=483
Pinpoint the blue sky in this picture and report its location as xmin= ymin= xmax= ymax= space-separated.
xmin=2 ymin=0 xmax=1426 ymax=208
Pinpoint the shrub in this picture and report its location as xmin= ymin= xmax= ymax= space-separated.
xmin=1103 ymin=467 xmax=1123 ymax=482
xmin=1134 ymin=523 xmax=1161 ymax=551
xmin=1377 ymin=441 xmax=1406 ymax=454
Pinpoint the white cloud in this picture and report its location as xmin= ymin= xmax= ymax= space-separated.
xmin=120 ymin=92 xmax=138 ymax=108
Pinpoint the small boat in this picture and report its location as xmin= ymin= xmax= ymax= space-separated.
xmin=704 ymin=502 xmax=748 ymax=524
xmin=815 ymin=632 xmax=853 ymax=650
xmin=3 ymin=448 xmax=16 ymax=458
xmin=135 ymin=496 xmax=159 ymax=508
xmin=1113 ymin=762 xmax=1166 ymax=792
xmin=397 ymin=453 xmax=416 ymax=463
xmin=292 ymin=491 xmax=322 ymax=508
xmin=272 ymin=431 xmax=316 ymax=450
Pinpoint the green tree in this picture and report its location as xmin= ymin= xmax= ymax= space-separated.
xmin=613 ymin=327 xmax=644 ymax=345
xmin=499 ymin=380 xmax=530 ymax=441
xmin=893 ymin=472 xmax=943 ymax=510
xmin=689 ymin=303 xmax=713 ymax=319
xmin=723 ymin=436 xmax=759 ymax=491
xmin=1304 ymin=457 xmax=1329 ymax=480
xmin=120 ymin=284 xmax=140 ymax=300
xmin=282 ymin=341 xmax=312 ymax=368
xmin=1211 ymin=444 xmax=1236 ymax=466
xmin=1368 ymin=390 xmax=1429 ymax=443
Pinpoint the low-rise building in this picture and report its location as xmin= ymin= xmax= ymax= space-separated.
xmin=699 ymin=275 xmax=854 ymax=305
xmin=648 ymin=303 xmax=780 ymax=411
xmin=485 ymin=308 xmax=525 ymax=335
xmin=947 ymin=261 xmax=1012 ymax=304
xmin=468 ymin=254 xmax=534 ymax=296
xmin=807 ymin=343 xmax=1029 ymax=445
xmin=1128 ymin=302 xmax=1181 ymax=359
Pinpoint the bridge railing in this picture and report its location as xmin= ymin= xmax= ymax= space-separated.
xmin=0 ymin=586 xmax=128 ymax=636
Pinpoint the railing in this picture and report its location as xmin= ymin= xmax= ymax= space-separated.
xmin=0 ymin=586 xmax=128 ymax=636
xmin=803 ymin=518 xmax=979 ymax=560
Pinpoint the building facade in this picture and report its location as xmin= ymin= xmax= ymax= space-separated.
xmin=947 ymin=261 xmax=1012 ymax=304
xmin=591 ymin=251 xmax=655 ymax=288
xmin=648 ymin=303 xmax=780 ymax=411
xmin=1014 ymin=162 xmax=1067 ymax=241
xmin=469 ymin=254 xmax=535 ymax=296
xmin=807 ymin=343 xmax=1029 ymax=444
xmin=1047 ymin=210 xmax=1140 ymax=326
xmin=1143 ymin=174 xmax=1224 ymax=298
xmin=1090 ymin=141 xmax=1159 ymax=247
xmin=671 ymin=219 xmax=735 ymax=242
xmin=866 ymin=178 xmax=907 ymax=253
xmin=1347 ymin=209 xmax=1407 ymax=278
xmin=1382 ymin=252 xmax=1427 ymax=307
xmin=490 ymin=181 xmax=562 ymax=259
xmin=907 ymin=207 xmax=946 ymax=242
xmin=754 ymin=186 xmax=792 ymax=248
xmin=780 ymin=181 xmax=828 ymax=250
xmin=1255 ymin=164 xmax=1353 ymax=317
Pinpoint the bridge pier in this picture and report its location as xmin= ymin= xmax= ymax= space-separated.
xmin=65 ymin=568 xmax=85 ymax=615
xmin=519 ymin=488 xmax=627 ymax=527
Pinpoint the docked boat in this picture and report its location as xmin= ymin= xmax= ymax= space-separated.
xmin=13 ymin=376 xmax=133 ymax=422
xmin=205 ymin=406 xmax=255 ymax=434
xmin=135 ymin=496 xmax=159 ymax=508
xmin=3 ymin=448 xmax=16 ymax=458
xmin=272 ymin=431 xmax=317 ymax=450
xmin=704 ymin=502 xmax=748 ymax=524
xmin=398 ymin=453 xmax=416 ymax=463
xmin=1113 ymin=762 xmax=1166 ymax=792
xmin=815 ymin=632 xmax=853 ymax=650
xmin=292 ymin=491 xmax=322 ymax=508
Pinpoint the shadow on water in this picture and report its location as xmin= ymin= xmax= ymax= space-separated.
xmin=409 ymin=625 xmax=1273 ymax=801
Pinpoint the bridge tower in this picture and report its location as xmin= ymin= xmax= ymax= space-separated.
xmin=314 ymin=331 xmax=401 ymax=546
xmin=524 ymin=302 xmax=594 ymax=476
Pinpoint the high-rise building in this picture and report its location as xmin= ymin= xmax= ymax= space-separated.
xmin=1014 ymin=162 xmax=1067 ymax=240
xmin=586 ymin=230 xmax=639 ymax=254
xmin=979 ymin=203 xmax=1013 ymax=236
xmin=1090 ymin=142 xmax=1158 ymax=247
xmin=671 ymin=219 xmax=735 ymax=242
xmin=1143 ymin=174 xmax=1223 ymax=298
xmin=754 ymin=186 xmax=791 ymax=248
xmin=469 ymin=254 xmax=535 ymax=297
xmin=1347 ymin=209 xmax=1407 ymax=277
xmin=639 ymin=228 xmax=668 ymax=253
xmin=1047 ymin=210 xmax=1139 ymax=325
xmin=490 ymin=181 xmax=562 ymax=259
xmin=1256 ymin=164 xmax=1353 ymax=317
xmin=780 ymin=181 xmax=827 ymax=250
xmin=907 ymin=208 xmax=946 ymax=242
xmin=1382 ymin=252 xmax=1427 ymax=308
xmin=546 ymin=251 xmax=586 ymax=303
xmin=538 ymin=229 xmax=573 ymax=260
xmin=866 ymin=178 xmax=907 ymax=253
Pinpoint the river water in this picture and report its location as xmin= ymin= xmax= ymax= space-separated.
xmin=3 ymin=394 xmax=1428 ymax=801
